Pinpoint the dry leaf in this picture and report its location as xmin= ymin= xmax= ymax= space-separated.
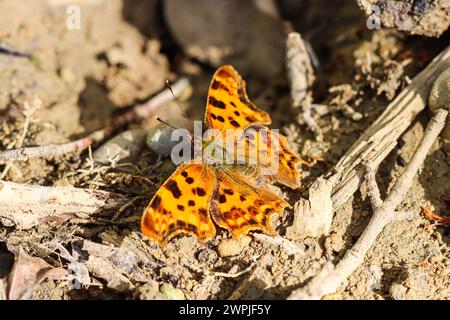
xmin=6 ymin=245 xmax=67 ymax=300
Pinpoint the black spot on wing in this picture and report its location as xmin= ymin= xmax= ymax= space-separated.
xmin=176 ymin=220 xmax=186 ymax=228
xmin=209 ymin=96 xmax=226 ymax=109
xmin=166 ymin=180 xmax=182 ymax=199
xmin=224 ymin=188 xmax=234 ymax=195
xmin=196 ymin=187 xmax=207 ymax=196
xmin=229 ymin=118 xmax=240 ymax=128
xmin=211 ymin=79 xmax=220 ymax=89
xmin=218 ymin=194 xmax=226 ymax=203
xmin=185 ymin=177 xmax=194 ymax=184
xmin=239 ymin=97 xmax=257 ymax=110
xmin=245 ymin=116 xmax=257 ymax=123
xmin=150 ymin=195 xmax=161 ymax=209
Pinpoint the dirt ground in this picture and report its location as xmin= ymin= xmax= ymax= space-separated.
xmin=0 ymin=0 xmax=449 ymax=300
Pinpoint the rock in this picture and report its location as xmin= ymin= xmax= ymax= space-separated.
xmin=429 ymin=67 xmax=450 ymax=141
xmin=146 ymin=124 xmax=179 ymax=157
xmin=197 ymin=248 xmax=218 ymax=264
xmin=146 ymin=117 xmax=193 ymax=157
xmin=389 ymin=283 xmax=408 ymax=300
xmin=93 ymin=129 xmax=147 ymax=164
xmin=217 ymin=236 xmax=252 ymax=257
xmin=164 ymin=0 xmax=285 ymax=79
xmin=160 ymin=283 xmax=185 ymax=300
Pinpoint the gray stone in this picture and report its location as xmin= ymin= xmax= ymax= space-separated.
xmin=146 ymin=123 xmax=179 ymax=157
xmin=93 ymin=129 xmax=147 ymax=165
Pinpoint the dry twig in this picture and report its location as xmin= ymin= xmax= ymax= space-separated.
xmin=288 ymin=108 xmax=448 ymax=300
xmin=0 ymin=78 xmax=189 ymax=164
xmin=253 ymin=233 xmax=305 ymax=257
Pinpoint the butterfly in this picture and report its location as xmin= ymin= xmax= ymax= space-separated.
xmin=141 ymin=65 xmax=302 ymax=246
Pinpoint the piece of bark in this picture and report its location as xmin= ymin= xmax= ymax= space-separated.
xmin=0 ymin=180 xmax=128 ymax=229
xmin=286 ymin=178 xmax=333 ymax=239
xmin=286 ymin=32 xmax=315 ymax=109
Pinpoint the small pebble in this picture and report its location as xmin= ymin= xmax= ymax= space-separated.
xmin=197 ymin=248 xmax=218 ymax=264
xmin=160 ymin=283 xmax=185 ymax=300
xmin=389 ymin=283 xmax=408 ymax=300
xmin=93 ymin=129 xmax=147 ymax=164
xmin=217 ymin=236 xmax=251 ymax=257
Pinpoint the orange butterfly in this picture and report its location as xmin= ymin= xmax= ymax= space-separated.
xmin=141 ymin=65 xmax=301 ymax=246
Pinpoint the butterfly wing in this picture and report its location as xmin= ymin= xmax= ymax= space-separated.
xmin=205 ymin=65 xmax=271 ymax=132
xmin=141 ymin=164 xmax=216 ymax=246
xmin=241 ymin=126 xmax=301 ymax=189
xmin=209 ymin=168 xmax=289 ymax=238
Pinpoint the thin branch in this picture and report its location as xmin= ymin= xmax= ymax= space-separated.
xmin=253 ymin=233 xmax=305 ymax=257
xmin=364 ymin=164 xmax=383 ymax=211
xmin=288 ymin=108 xmax=448 ymax=300
xmin=0 ymin=78 xmax=190 ymax=164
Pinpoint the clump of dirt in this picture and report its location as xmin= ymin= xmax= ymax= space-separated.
xmin=357 ymin=0 xmax=450 ymax=37
xmin=0 ymin=0 xmax=449 ymax=300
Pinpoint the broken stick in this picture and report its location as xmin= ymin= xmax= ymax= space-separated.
xmin=0 ymin=180 xmax=128 ymax=230
xmin=288 ymin=108 xmax=448 ymax=300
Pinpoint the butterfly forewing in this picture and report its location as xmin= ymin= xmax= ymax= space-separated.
xmin=141 ymin=164 xmax=216 ymax=245
xmin=205 ymin=65 xmax=271 ymax=132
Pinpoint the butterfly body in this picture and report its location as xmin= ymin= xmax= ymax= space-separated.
xmin=142 ymin=65 xmax=302 ymax=246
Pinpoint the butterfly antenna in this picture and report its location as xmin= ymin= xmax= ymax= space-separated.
xmin=166 ymin=80 xmax=188 ymax=119
xmin=155 ymin=116 xmax=179 ymax=130
xmin=156 ymin=116 xmax=194 ymax=145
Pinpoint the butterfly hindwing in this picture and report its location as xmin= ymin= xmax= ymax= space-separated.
xmin=241 ymin=126 xmax=301 ymax=189
xmin=209 ymin=168 xmax=289 ymax=238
